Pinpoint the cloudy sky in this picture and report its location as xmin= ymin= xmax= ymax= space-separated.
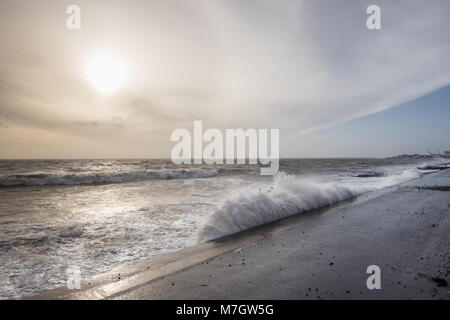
xmin=0 ymin=0 xmax=449 ymax=158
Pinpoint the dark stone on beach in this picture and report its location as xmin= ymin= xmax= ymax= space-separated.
xmin=418 ymin=185 xmax=450 ymax=191
xmin=418 ymin=164 xmax=450 ymax=171
xmin=418 ymin=273 xmax=449 ymax=287
xmin=430 ymin=277 xmax=448 ymax=287
xmin=356 ymin=172 xmax=384 ymax=178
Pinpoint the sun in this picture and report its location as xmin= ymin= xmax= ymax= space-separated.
xmin=86 ymin=56 xmax=125 ymax=94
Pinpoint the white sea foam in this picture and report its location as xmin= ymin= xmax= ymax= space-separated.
xmin=198 ymin=173 xmax=366 ymax=241
xmin=198 ymin=167 xmax=426 ymax=241
xmin=0 ymin=168 xmax=219 ymax=186
xmin=381 ymin=168 xmax=422 ymax=187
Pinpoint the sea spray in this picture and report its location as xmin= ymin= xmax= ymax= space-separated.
xmin=381 ymin=168 xmax=422 ymax=187
xmin=197 ymin=167 xmax=427 ymax=242
xmin=197 ymin=173 xmax=366 ymax=242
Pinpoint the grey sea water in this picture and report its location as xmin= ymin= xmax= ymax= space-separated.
xmin=0 ymin=158 xmax=447 ymax=299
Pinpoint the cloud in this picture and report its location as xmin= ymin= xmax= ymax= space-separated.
xmin=205 ymin=0 xmax=450 ymax=135
xmin=0 ymin=0 xmax=449 ymax=158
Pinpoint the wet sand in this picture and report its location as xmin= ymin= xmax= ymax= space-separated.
xmin=30 ymin=170 xmax=450 ymax=300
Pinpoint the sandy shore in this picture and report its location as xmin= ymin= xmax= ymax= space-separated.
xmin=30 ymin=169 xmax=450 ymax=300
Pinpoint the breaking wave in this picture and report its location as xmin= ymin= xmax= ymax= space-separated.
xmin=0 ymin=168 xmax=219 ymax=187
xmin=198 ymin=168 xmax=425 ymax=241
xmin=198 ymin=173 xmax=366 ymax=241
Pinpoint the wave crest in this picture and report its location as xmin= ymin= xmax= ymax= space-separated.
xmin=0 ymin=168 xmax=219 ymax=187
xmin=197 ymin=173 xmax=364 ymax=241
xmin=198 ymin=167 xmax=427 ymax=242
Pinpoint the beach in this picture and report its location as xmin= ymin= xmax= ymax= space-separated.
xmin=30 ymin=169 xmax=450 ymax=300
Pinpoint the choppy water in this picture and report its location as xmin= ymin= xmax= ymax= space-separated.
xmin=0 ymin=158 xmax=448 ymax=299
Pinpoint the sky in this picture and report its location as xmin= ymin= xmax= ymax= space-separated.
xmin=295 ymin=84 xmax=450 ymax=158
xmin=0 ymin=0 xmax=449 ymax=159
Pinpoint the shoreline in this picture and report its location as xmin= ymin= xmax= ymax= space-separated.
xmin=29 ymin=169 xmax=450 ymax=300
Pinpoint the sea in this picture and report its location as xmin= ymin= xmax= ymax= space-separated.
xmin=0 ymin=157 xmax=448 ymax=299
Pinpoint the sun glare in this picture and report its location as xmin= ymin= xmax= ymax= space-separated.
xmin=86 ymin=56 xmax=125 ymax=94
